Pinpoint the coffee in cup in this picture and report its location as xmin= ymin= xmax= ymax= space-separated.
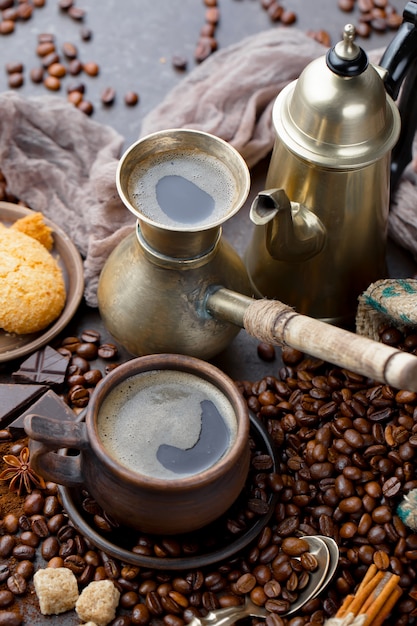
xmin=25 ymin=354 xmax=250 ymax=534
xmin=96 ymin=369 xmax=238 ymax=480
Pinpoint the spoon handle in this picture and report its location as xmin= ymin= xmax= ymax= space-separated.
xmin=186 ymin=603 xmax=254 ymax=626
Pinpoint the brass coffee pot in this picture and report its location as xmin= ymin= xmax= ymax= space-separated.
xmin=245 ymin=2 xmax=417 ymax=326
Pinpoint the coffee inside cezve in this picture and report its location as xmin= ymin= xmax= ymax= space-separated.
xmin=155 ymin=175 xmax=215 ymax=224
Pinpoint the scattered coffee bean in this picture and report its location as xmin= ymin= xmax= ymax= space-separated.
xmin=44 ymin=75 xmax=61 ymax=90
xmin=68 ymin=5 xmax=85 ymax=20
xmin=61 ymin=41 xmax=78 ymax=59
xmin=68 ymin=58 xmax=83 ymax=75
xmin=29 ymin=67 xmax=44 ymax=83
xmin=172 ymin=55 xmax=188 ymax=71
xmin=77 ymin=99 xmax=94 ymax=115
xmin=5 ymin=62 xmax=23 ymax=74
xmin=36 ymin=41 xmax=56 ymax=57
xmin=67 ymin=90 xmax=83 ymax=106
xmin=124 ymin=91 xmax=139 ymax=106
xmin=101 ymin=86 xmax=116 ymax=105
xmin=8 ymin=72 xmax=23 ymax=88
xmin=83 ymin=61 xmax=99 ymax=76
xmin=58 ymin=0 xmax=73 ymax=9
xmin=80 ymin=26 xmax=92 ymax=41
xmin=257 ymin=343 xmax=276 ymax=362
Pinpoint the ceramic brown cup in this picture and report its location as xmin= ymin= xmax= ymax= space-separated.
xmin=24 ymin=353 xmax=250 ymax=535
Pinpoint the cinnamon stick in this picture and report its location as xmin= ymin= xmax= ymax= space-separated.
xmin=368 ymin=587 xmax=403 ymax=626
xmin=360 ymin=574 xmax=401 ymax=624
xmin=344 ymin=570 xmax=386 ymax=616
xmin=357 ymin=572 xmax=392 ymax=615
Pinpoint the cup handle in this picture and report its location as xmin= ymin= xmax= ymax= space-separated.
xmin=24 ymin=414 xmax=89 ymax=486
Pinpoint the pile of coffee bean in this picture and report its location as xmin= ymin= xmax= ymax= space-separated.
xmin=54 ymin=330 xmax=119 ymax=412
xmin=0 ymin=483 xmax=319 ymax=626
xmin=3 ymin=324 xmax=417 ymax=625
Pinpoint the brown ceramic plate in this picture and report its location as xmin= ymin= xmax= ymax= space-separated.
xmin=0 ymin=202 xmax=84 ymax=363
xmin=60 ymin=413 xmax=278 ymax=571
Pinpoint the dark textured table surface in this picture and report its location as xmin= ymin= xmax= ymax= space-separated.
xmin=0 ymin=0 xmax=415 ymax=383
xmin=0 ymin=2 xmax=416 ymax=622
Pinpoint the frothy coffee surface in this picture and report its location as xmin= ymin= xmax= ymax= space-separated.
xmin=126 ymin=149 xmax=238 ymax=228
xmin=97 ymin=370 xmax=238 ymax=479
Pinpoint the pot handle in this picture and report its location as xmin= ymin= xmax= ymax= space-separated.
xmin=24 ymin=414 xmax=89 ymax=487
xmin=379 ymin=1 xmax=417 ymax=191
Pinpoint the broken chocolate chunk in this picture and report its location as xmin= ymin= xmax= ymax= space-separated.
xmin=0 ymin=383 xmax=47 ymax=428
xmin=10 ymin=389 xmax=79 ymax=437
xmin=12 ymin=345 xmax=69 ymax=388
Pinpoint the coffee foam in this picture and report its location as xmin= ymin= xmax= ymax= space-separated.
xmin=96 ymin=370 xmax=238 ymax=480
xmin=126 ymin=149 xmax=238 ymax=228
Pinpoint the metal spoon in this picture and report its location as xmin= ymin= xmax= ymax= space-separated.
xmin=312 ymin=535 xmax=339 ymax=599
xmin=187 ymin=536 xmax=333 ymax=626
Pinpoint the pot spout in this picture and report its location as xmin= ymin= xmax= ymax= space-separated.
xmin=249 ymin=188 xmax=326 ymax=262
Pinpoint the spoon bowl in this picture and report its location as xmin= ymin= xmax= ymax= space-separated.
xmin=186 ymin=535 xmax=335 ymax=626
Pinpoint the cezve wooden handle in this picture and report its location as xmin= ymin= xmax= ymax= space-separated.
xmin=206 ymin=289 xmax=417 ymax=393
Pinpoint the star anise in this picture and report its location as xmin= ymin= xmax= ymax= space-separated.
xmin=0 ymin=446 xmax=46 ymax=496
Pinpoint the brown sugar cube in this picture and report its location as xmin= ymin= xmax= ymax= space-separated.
xmin=75 ymin=580 xmax=120 ymax=626
xmin=33 ymin=567 xmax=79 ymax=615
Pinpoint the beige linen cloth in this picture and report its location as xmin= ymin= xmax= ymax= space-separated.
xmin=0 ymin=28 xmax=416 ymax=307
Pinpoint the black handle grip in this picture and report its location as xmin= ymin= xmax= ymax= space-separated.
xmin=380 ymin=1 xmax=417 ymax=99
xmin=379 ymin=2 xmax=417 ymax=191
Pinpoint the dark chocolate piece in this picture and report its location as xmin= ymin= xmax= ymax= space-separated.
xmin=12 ymin=345 xmax=69 ymax=388
xmin=10 ymin=389 xmax=78 ymax=437
xmin=0 ymin=383 xmax=47 ymax=428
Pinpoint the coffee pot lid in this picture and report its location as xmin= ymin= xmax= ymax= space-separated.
xmin=273 ymin=25 xmax=401 ymax=168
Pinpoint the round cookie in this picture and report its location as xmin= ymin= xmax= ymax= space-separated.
xmin=0 ymin=224 xmax=66 ymax=334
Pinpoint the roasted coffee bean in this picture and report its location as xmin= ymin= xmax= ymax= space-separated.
xmin=5 ymin=61 xmax=23 ymax=74
xmin=101 ymin=86 xmax=116 ymax=105
xmin=80 ymin=328 xmax=101 ymax=343
xmin=68 ymin=59 xmax=83 ymax=75
xmin=13 ymin=544 xmax=36 ymax=561
xmin=0 ymin=20 xmax=15 ymax=34
xmin=83 ymin=60 xmax=99 ymax=76
xmin=83 ymin=368 xmax=103 ymax=386
xmin=8 ymin=72 xmax=23 ymax=88
xmin=7 ymin=573 xmax=27 ymax=595
xmin=44 ymin=75 xmax=60 ymax=90
xmin=0 ymin=590 xmax=14 ymax=609
xmin=64 ymin=554 xmax=86 ymax=575
xmin=0 ymin=565 xmax=10 ymax=584
xmin=29 ymin=66 xmax=44 ymax=83
xmin=15 ymin=560 xmax=34 ymax=581
xmin=0 ymin=612 xmax=22 ymax=626
xmin=41 ymin=536 xmax=60 ymax=560
xmin=62 ymin=41 xmax=78 ymax=58
xmin=67 ymin=4 xmax=85 ymax=19
xmin=124 ymin=91 xmax=139 ymax=106
xmin=0 ymin=535 xmax=15 ymax=557
xmin=20 ymin=530 xmax=40 ymax=548
xmin=98 ymin=343 xmax=119 ymax=358
xmin=281 ymin=537 xmax=309 ymax=556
